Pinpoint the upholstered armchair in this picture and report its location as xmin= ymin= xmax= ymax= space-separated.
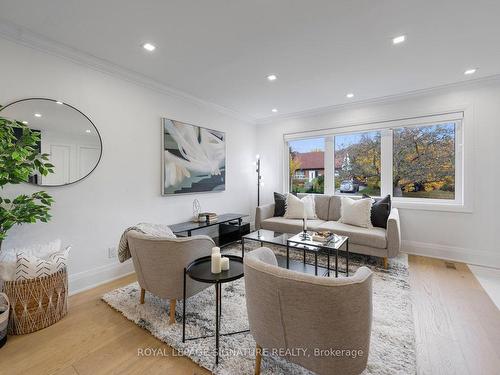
xmin=127 ymin=231 xmax=215 ymax=324
xmin=244 ymin=247 xmax=373 ymax=375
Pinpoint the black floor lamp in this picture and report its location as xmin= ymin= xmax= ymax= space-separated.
xmin=256 ymin=154 xmax=262 ymax=206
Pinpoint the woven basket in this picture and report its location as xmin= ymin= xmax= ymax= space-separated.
xmin=3 ymin=268 xmax=68 ymax=335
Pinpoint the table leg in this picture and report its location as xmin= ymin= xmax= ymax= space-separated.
xmin=182 ymin=268 xmax=187 ymax=342
xmin=335 ymin=247 xmax=339 ymax=278
xmin=314 ymin=252 xmax=318 ymax=276
xmin=346 ymin=239 xmax=349 ymax=277
xmin=327 ymin=249 xmax=330 ymax=277
xmin=238 ymin=218 xmax=243 ymax=243
xmin=286 ymin=242 xmax=290 ymax=269
xmin=241 ymin=237 xmax=245 ymax=258
xmin=215 ymin=282 xmax=220 ymax=365
xmin=219 ymin=283 xmax=222 ymax=319
xmin=303 ymin=248 xmax=306 ymax=264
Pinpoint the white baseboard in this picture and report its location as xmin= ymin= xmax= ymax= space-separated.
xmin=66 ymin=240 xmax=499 ymax=296
xmin=68 ymin=261 xmax=135 ymax=296
xmin=402 ymin=240 xmax=500 ymax=269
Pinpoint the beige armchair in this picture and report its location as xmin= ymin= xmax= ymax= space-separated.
xmin=127 ymin=231 xmax=215 ymax=324
xmin=244 ymin=247 xmax=373 ymax=375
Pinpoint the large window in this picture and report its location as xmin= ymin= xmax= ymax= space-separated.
xmin=393 ymin=123 xmax=455 ymax=200
xmin=285 ymin=113 xmax=463 ymax=207
xmin=334 ymin=131 xmax=381 ymax=196
xmin=288 ymin=137 xmax=325 ymax=194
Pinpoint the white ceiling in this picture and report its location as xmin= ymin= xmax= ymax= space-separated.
xmin=1 ymin=0 xmax=500 ymax=121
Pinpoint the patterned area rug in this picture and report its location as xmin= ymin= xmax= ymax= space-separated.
xmin=102 ymin=242 xmax=416 ymax=374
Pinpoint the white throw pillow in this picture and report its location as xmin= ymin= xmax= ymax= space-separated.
xmin=339 ymin=197 xmax=373 ymax=228
xmin=0 ymin=239 xmax=62 ymax=282
xmin=284 ymin=194 xmax=317 ymax=219
xmin=15 ymin=246 xmax=71 ymax=281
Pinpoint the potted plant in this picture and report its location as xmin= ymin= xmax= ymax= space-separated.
xmin=0 ymin=108 xmax=55 ymax=251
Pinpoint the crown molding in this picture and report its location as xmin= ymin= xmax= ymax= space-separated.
xmin=0 ymin=19 xmax=256 ymax=125
xmin=256 ymin=73 xmax=500 ymax=125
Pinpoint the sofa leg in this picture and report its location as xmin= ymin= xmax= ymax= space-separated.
xmin=255 ymin=344 xmax=262 ymax=375
xmin=140 ymin=288 xmax=145 ymax=304
xmin=169 ymin=299 xmax=177 ymax=324
xmin=383 ymin=257 xmax=388 ymax=270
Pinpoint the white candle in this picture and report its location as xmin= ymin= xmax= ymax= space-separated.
xmin=211 ymin=253 xmax=221 ymax=274
xmin=221 ymin=257 xmax=230 ymax=271
xmin=212 ymin=246 xmax=221 ymax=255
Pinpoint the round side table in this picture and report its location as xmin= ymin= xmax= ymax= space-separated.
xmin=182 ymin=254 xmax=247 ymax=365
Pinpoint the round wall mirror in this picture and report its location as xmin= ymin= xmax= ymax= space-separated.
xmin=0 ymin=98 xmax=102 ymax=186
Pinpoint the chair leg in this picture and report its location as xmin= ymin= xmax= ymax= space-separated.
xmin=255 ymin=344 xmax=262 ymax=375
xmin=383 ymin=257 xmax=388 ymax=270
xmin=169 ymin=299 xmax=177 ymax=324
xmin=140 ymin=288 xmax=145 ymax=304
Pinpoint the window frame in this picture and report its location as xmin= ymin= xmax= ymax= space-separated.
xmin=283 ymin=111 xmax=469 ymax=212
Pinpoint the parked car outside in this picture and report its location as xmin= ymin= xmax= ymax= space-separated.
xmin=340 ymin=180 xmax=359 ymax=193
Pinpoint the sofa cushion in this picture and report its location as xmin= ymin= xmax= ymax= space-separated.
xmin=328 ymin=196 xmax=342 ymax=221
xmin=284 ymin=194 xmax=317 ymax=219
xmin=313 ymin=195 xmax=330 ymax=220
xmin=317 ymin=221 xmax=387 ymax=249
xmin=339 ymin=197 xmax=373 ymax=228
xmin=260 ymin=217 xmax=326 ymax=234
xmin=363 ymin=194 xmax=391 ymax=229
xmin=273 ymin=192 xmax=287 ymax=217
xmin=297 ymin=193 xmax=330 ymax=220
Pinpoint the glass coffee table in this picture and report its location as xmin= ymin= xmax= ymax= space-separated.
xmin=241 ymin=229 xmax=349 ymax=277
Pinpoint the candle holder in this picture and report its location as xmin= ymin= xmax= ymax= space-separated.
xmin=301 ymin=218 xmax=310 ymax=240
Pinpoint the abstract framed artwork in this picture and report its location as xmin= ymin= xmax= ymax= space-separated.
xmin=162 ymin=118 xmax=226 ymax=195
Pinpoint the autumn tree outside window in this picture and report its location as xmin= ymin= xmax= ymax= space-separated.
xmin=285 ymin=112 xmax=463 ymax=207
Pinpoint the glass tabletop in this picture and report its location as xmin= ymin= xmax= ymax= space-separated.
xmin=287 ymin=232 xmax=348 ymax=250
xmin=242 ymin=229 xmax=294 ymax=246
xmin=243 ymin=229 xmax=348 ymax=251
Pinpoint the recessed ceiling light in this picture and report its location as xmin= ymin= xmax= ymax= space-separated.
xmin=392 ymin=35 xmax=406 ymax=45
xmin=142 ymin=43 xmax=156 ymax=52
xmin=346 ymin=93 xmax=354 ymax=98
xmin=22 ymin=121 xmax=28 ymax=125
xmin=55 ymin=101 xmax=63 ymax=105
xmin=271 ymin=108 xmax=278 ymax=113
xmin=85 ymin=129 xmax=92 ymax=134
xmin=267 ymin=74 xmax=277 ymax=81
xmin=464 ymin=68 xmax=477 ymax=75
xmin=34 ymin=113 xmax=42 ymax=118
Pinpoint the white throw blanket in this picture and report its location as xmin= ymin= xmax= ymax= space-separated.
xmin=118 ymin=223 xmax=176 ymax=263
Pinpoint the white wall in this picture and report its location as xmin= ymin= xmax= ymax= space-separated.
xmin=256 ymin=79 xmax=500 ymax=268
xmin=0 ymin=38 xmax=257 ymax=293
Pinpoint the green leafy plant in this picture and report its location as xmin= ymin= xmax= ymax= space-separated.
xmin=0 ymin=107 xmax=55 ymax=244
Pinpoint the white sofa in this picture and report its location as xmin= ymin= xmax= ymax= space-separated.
xmin=255 ymin=194 xmax=401 ymax=268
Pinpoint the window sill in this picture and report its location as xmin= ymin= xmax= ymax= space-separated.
xmin=392 ymin=199 xmax=472 ymax=213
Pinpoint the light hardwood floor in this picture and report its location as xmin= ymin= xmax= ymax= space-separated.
xmin=0 ymin=255 xmax=498 ymax=375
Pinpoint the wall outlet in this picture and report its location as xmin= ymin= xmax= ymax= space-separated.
xmin=107 ymin=247 xmax=117 ymax=258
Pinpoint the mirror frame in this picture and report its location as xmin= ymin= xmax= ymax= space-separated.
xmin=0 ymin=97 xmax=103 ymax=187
